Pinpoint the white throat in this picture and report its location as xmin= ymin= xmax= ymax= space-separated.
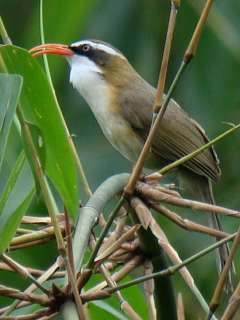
xmin=69 ymin=54 xmax=112 ymax=134
xmin=69 ymin=55 xmax=105 ymax=103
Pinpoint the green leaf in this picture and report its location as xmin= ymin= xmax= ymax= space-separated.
xmin=0 ymin=45 xmax=80 ymax=219
xmin=90 ymin=301 xmax=128 ymax=320
xmin=0 ymin=73 xmax=22 ymax=171
xmin=0 ymin=151 xmax=35 ymax=254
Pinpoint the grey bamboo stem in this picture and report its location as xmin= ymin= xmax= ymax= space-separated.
xmin=73 ymin=173 xmax=129 ymax=272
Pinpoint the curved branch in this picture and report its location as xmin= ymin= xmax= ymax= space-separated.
xmin=73 ymin=173 xmax=129 ymax=272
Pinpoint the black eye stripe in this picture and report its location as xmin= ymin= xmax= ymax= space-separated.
xmin=69 ymin=44 xmax=109 ymax=67
xmin=69 ymin=44 xmax=92 ymax=54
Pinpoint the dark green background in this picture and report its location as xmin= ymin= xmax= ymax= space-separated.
xmin=0 ymin=1 xmax=240 ymax=319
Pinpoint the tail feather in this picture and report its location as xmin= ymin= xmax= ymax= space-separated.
xmin=179 ymin=169 xmax=235 ymax=292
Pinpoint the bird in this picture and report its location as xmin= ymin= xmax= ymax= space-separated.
xmin=30 ymin=39 xmax=233 ymax=289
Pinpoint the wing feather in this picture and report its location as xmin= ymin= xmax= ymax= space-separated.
xmin=119 ymin=79 xmax=220 ymax=181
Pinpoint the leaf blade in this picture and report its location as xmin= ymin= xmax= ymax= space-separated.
xmin=0 ymin=45 xmax=80 ymax=219
xmin=0 ymin=73 xmax=22 ymax=171
xmin=0 ymin=151 xmax=35 ymax=254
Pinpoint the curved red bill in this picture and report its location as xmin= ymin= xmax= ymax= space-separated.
xmin=29 ymin=43 xmax=73 ymax=57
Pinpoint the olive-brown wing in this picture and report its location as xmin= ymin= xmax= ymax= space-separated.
xmin=119 ymin=83 xmax=220 ymax=181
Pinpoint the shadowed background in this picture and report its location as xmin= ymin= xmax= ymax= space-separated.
xmin=0 ymin=0 xmax=240 ymax=319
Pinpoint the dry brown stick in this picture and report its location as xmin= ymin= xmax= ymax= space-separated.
xmin=98 ymin=211 xmax=127 ymax=254
xmin=1 ymin=255 xmax=50 ymax=295
xmin=64 ymin=209 xmax=75 ymax=278
xmin=152 ymin=184 xmax=181 ymax=198
xmin=177 ymin=293 xmax=185 ymax=320
xmin=95 ymin=225 xmax=140 ymax=262
xmin=221 ymin=281 xmax=240 ymax=320
xmin=21 ymin=216 xmax=56 ymax=225
xmin=110 ymin=252 xmax=135 ymax=263
xmin=153 ymin=0 xmax=179 ymax=114
xmin=0 ymin=308 xmax=54 ymax=320
xmin=184 ymin=0 xmax=214 ymax=62
xmin=1 ymin=257 xmax=64 ymax=316
xmin=99 ymin=265 xmax=142 ymax=320
xmin=65 ymin=260 xmax=86 ymax=320
xmin=10 ymin=225 xmax=65 ymax=247
xmin=16 ymin=228 xmax=33 ymax=235
xmin=0 ymin=263 xmax=64 ymax=278
xmin=209 ymin=227 xmax=240 ymax=317
xmin=84 ymin=255 xmax=143 ymax=295
xmin=151 ymin=203 xmax=228 ymax=239
xmin=121 ymin=302 xmax=143 ymax=320
xmin=137 ymin=182 xmax=240 ymax=218
xmin=38 ymin=311 xmax=59 ymax=320
xmin=131 ymin=196 xmax=227 ymax=239
xmin=21 ymin=216 xmax=50 ymax=225
xmin=0 ymin=285 xmax=51 ymax=306
xmin=120 ymin=239 xmax=139 ymax=252
xmin=62 ymin=212 xmax=87 ymax=320
xmin=143 ymin=261 xmax=156 ymax=320
xmin=130 ymin=197 xmax=152 ymax=230
xmin=10 ymin=237 xmax=54 ymax=250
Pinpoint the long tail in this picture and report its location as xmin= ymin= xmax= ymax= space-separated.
xmin=179 ymin=169 xmax=235 ymax=292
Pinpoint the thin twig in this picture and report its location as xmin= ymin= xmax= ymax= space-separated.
xmin=153 ymin=0 xmax=179 ymax=114
xmin=188 ymin=0 xmax=240 ymax=63
xmin=143 ymin=261 xmax=156 ymax=320
xmin=151 ymin=204 xmax=228 ymax=239
xmin=65 ymin=261 xmax=86 ymax=320
xmin=98 ymin=209 xmax=127 ymax=254
xmin=64 ymin=208 xmax=75 ymax=278
xmin=1 ymin=255 xmax=50 ymax=295
xmin=136 ymin=181 xmax=240 ymax=219
xmin=10 ymin=225 xmax=65 ymax=247
xmin=10 ymin=237 xmax=54 ymax=251
xmin=0 ymin=285 xmax=51 ymax=306
xmin=84 ymin=255 xmax=143 ymax=295
xmin=209 ymin=226 xmax=240 ymax=318
xmin=99 ymin=265 xmax=142 ymax=320
xmin=177 ymin=293 xmax=185 ymax=320
xmin=0 ymin=263 xmax=64 ymax=278
xmin=21 ymin=215 xmax=63 ymax=225
xmin=0 ymin=308 xmax=55 ymax=320
xmin=184 ymin=0 xmax=214 ymax=62
xmin=221 ymin=281 xmax=240 ymax=320
xmin=95 ymin=224 xmax=140 ymax=263
xmin=2 ymin=258 xmax=63 ymax=316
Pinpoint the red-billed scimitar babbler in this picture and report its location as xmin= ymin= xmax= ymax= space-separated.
xmin=30 ymin=39 xmax=234 ymax=290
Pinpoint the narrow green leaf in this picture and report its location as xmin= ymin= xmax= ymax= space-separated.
xmin=0 ymin=152 xmax=35 ymax=254
xmin=0 ymin=45 xmax=80 ymax=219
xmin=0 ymin=73 xmax=22 ymax=171
xmin=90 ymin=301 xmax=128 ymax=320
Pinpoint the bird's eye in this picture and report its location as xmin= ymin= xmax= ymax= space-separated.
xmin=82 ymin=44 xmax=90 ymax=52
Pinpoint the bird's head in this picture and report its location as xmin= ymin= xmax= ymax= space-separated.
xmin=30 ymin=40 xmax=136 ymax=96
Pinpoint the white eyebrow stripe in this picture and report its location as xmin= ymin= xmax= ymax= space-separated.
xmin=70 ymin=40 xmax=124 ymax=58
